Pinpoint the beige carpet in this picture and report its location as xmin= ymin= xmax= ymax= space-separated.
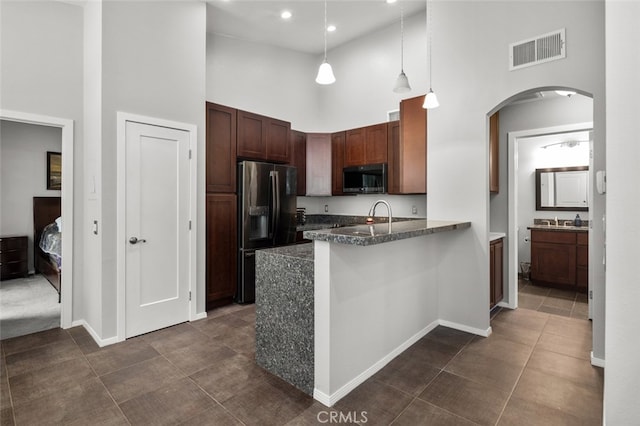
xmin=0 ymin=274 xmax=60 ymax=340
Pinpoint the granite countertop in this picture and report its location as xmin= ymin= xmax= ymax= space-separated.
xmin=527 ymin=224 xmax=588 ymax=232
xmin=257 ymin=243 xmax=314 ymax=260
xmin=296 ymin=215 xmax=418 ymax=232
xmin=303 ymin=219 xmax=471 ymax=246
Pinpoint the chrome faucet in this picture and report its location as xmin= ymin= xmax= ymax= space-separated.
xmin=367 ymin=200 xmax=393 ymax=234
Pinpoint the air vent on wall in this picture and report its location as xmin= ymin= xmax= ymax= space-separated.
xmin=509 ymin=29 xmax=566 ymax=71
xmin=387 ymin=109 xmax=400 ymax=122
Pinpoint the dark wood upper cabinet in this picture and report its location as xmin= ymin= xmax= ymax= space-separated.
xmin=206 ymin=102 xmax=237 ymax=193
xmin=344 ymin=123 xmax=388 ymax=166
xmin=331 ymin=131 xmax=346 ymax=195
xmin=266 ymin=118 xmax=291 ymax=163
xmin=237 ymin=110 xmax=291 ymax=163
xmin=291 ymin=130 xmax=307 ymax=196
xmin=237 ymin=110 xmax=266 ymax=160
xmin=387 ymin=120 xmax=401 ymax=194
xmin=395 ymin=95 xmax=427 ymax=194
xmin=489 ymin=111 xmax=499 ymax=193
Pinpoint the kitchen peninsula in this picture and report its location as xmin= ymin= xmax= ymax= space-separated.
xmin=255 ymin=219 xmax=470 ymax=406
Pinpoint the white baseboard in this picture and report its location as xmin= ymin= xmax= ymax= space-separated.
xmin=192 ymin=311 xmax=207 ymax=321
xmin=438 ymin=319 xmax=492 ymax=337
xmin=70 ymin=319 xmax=120 ymax=347
xmin=313 ymin=320 xmax=440 ymax=407
xmin=591 ymin=351 xmax=605 ymax=368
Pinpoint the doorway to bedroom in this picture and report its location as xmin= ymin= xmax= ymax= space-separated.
xmin=0 ymin=120 xmax=61 ymax=339
xmin=0 ymin=110 xmax=74 ymax=339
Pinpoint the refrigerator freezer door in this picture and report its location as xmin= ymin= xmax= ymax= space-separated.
xmin=239 ymin=161 xmax=273 ymax=250
xmin=274 ymin=165 xmax=297 ymax=246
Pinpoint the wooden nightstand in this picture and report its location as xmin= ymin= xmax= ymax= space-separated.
xmin=0 ymin=236 xmax=28 ymax=280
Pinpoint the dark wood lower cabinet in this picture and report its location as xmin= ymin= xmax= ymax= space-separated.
xmin=576 ymin=232 xmax=588 ymax=292
xmin=530 ymin=229 xmax=587 ymax=292
xmin=490 ymin=238 xmax=503 ymax=309
xmin=206 ymin=193 xmax=237 ymax=310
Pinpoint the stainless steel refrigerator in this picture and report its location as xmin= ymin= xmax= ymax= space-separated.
xmin=237 ymin=160 xmax=297 ymax=303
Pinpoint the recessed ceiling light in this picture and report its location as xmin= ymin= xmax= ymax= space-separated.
xmin=386 ymin=0 xmax=398 ymax=3
xmin=281 ymin=10 xmax=292 ymax=20
xmin=327 ymin=24 xmax=336 ymax=32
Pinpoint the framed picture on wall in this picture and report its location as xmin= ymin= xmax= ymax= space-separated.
xmin=47 ymin=151 xmax=62 ymax=190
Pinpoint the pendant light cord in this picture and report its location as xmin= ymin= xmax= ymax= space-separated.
xmin=428 ymin=0 xmax=433 ymax=89
xmin=323 ymin=1 xmax=328 ymax=61
xmin=400 ymin=5 xmax=405 ymax=71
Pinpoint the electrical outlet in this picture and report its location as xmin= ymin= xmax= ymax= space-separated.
xmin=412 ymin=205 xmax=418 ymax=215
xmin=324 ymin=204 xmax=329 ymax=213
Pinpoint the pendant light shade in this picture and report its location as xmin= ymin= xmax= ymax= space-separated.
xmin=316 ymin=60 xmax=336 ymax=85
xmin=393 ymin=5 xmax=411 ymax=93
xmin=422 ymin=89 xmax=440 ymax=109
xmin=316 ymin=1 xmax=335 ymax=85
xmin=423 ymin=0 xmax=439 ymax=109
xmin=394 ymin=71 xmax=411 ymax=93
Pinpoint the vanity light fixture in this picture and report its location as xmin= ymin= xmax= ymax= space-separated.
xmin=555 ymin=90 xmax=576 ymax=97
xmin=541 ymin=140 xmax=586 ymax=149
xmin=423 ymin=0 xmax=439 ymax=108
xmin=316 ymin=1 xmax=336 ymax=85
xmin=393 ymin=4 xmax=412 ymax=93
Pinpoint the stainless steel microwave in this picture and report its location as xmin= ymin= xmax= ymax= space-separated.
xmin=343 ymin=163 xmax=388 ymax=194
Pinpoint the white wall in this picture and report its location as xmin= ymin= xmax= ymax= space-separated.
xmin=315 ymin=11 xmax=427 ymax=132
xmin=491 ymin=94 xmax=594 ymax=235
xmin=206 ymin=33 xmax=320 ymax=132
xmin=0 ymin=121 xmax=62 ymax=271
xmin=604 ymin=0 xmax=640 ymax=422
xmin=0 ymin=0 xmax=85 ymax=322
xmin=98 ymin=1 xmax=207 ymax=338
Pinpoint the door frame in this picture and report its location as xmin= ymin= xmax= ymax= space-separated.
xmin=116 ymin=112 xmax=198 ymax=342
xmin=507 ymin=121 xmax=593 ymax=311
xmin=0 ymin=109 xmax=74 ymax=330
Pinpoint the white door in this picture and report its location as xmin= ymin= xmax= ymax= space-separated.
xmin=125 ymin=121 xmax=190 ymax=338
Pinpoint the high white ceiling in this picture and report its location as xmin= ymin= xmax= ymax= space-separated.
xmin=206 ymin=0 xmax=427 ymax=55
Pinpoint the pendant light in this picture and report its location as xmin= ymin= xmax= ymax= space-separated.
xmin=316 ymin=1 xmax=336 ymax=85
xmin=423 ymin=0 xmax=439 ymax=109
xmin=393 ymin=4 xmax=411 ymax=93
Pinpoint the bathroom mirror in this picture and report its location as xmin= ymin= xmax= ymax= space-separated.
xmin=536 ymin=166 xmax=589 ymax=211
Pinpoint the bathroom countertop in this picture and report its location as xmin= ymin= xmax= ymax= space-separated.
xmin=527 ymin=224 xmax=588 ymax=232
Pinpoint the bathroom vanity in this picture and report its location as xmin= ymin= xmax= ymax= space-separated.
xmin=528 ymin=225 xmax=588 ymax=292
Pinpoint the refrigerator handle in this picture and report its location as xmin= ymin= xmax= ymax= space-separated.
xmin=269 ymin=171 xmax=277 ymax=240
xmin=273 ymin=170 xmax=281 ymax=243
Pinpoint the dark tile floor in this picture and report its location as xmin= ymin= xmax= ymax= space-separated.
xmin=1 ymin=292 xmax=602 ymax=425
xmin=518 ymin=278 xmax=589 ymax=319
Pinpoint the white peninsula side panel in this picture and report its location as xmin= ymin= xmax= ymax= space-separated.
xmin=313 ymin=236 xmax=441 ymax=406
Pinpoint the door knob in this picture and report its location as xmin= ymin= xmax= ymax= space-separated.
xmin=129 ymin=237 xmax=147 ymax=244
